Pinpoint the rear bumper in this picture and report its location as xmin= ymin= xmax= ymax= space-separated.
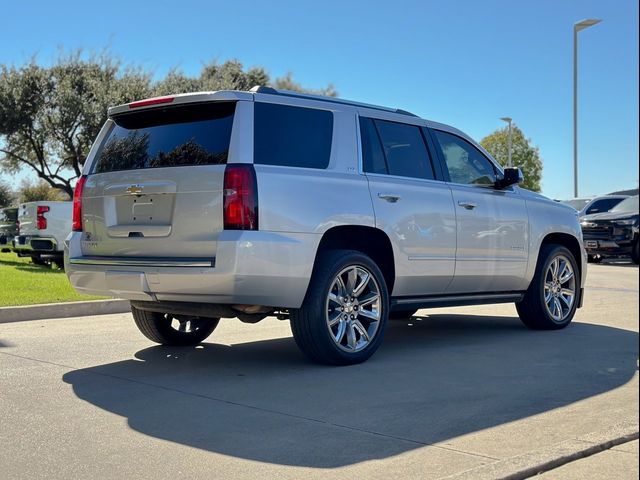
xmin=65 ymin=230 xmax=320 ymax=308
xmin=12 ymin=235 xmax=61 ymax=256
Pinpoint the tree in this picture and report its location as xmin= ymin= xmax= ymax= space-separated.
xmin=0 ymin=179 xmax=14 ymax=207
xmin=1 ymin=53 xmax=336 ymax=198
xmin=480 ymin=125 xmax=543 ymax=192
xmin=0 ymin=54 xmax=150 ymax=198
xmin=18 ymin=179 xmax=69 ymax=203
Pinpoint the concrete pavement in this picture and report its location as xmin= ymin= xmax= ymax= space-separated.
xmin=0 ymin=261 xmax=638 ymax=479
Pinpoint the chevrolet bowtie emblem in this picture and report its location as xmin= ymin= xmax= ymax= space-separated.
xmin=126 ymin=185 xmax=143 ymax=195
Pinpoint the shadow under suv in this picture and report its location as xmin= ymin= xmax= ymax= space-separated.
xmin=66 ymin=87 xmax=587 ymax=365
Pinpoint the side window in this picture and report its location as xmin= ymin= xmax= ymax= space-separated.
xmin=254 ymin=103 xmax=333 ymax=169
xmin=432 ymin=130 xmax=497 ymax=186
xmin=360 ymin=117 xmax=435 ymax=180
xmin=359 ymin=117 xmax=387 ymax=174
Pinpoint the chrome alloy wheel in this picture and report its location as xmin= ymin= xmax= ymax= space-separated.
xmin=325 ymin=265 xmax=382 ymax=353
xmin=543 ymin=254 xmax=576 ymax=323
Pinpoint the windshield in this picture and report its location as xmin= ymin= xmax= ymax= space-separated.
xmin=610 ymin=196 xmax=639 ymax=213
xmin=562 ymin=198 xmax=590 ymax=210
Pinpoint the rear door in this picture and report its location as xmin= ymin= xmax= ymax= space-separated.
xmin=430 ymin=129 xmax=529 ymax=293
xmin=81 ymin=101 xmax=241 ymax=259
xmin=360 ymin=116 xmax=456 ymax=296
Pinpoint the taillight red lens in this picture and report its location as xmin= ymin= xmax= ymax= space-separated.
xmin=36 ymin=206 xmax=49 ymax=230
xmin=223 ymin=164 xmax=258 ymax=230
xmin=129 ymin=96 xmax=174 ymax=108
xmin=72 ymin=175 xmax=87 ymax=232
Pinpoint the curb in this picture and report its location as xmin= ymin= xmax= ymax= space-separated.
xmin=0 ymin=299 xmax=130 ymax=324
xmin=443 ymin=422 xmax=639 ymax=480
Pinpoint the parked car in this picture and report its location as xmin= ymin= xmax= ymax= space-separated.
xmin=65 ymin=87 xmax=586 ymax=365
xmin=0 ymin=207 xmax=18 ymax=253
xmin=581 ymin=195 xmax=639 ymax=264
xmin=13 ymin=201 xmax=72 ymax=268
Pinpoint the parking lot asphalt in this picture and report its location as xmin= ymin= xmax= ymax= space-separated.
xmin=1 ymin=261 xmax=638 ymax=479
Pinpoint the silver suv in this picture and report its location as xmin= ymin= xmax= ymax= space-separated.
xmin=65 ymin=87 xmax=586 ymax=365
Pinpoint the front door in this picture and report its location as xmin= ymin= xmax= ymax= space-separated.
xmin=430 ymin=129 xmax=529 ymax=293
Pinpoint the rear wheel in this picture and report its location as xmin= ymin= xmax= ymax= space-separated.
xmin=30 ymin=255 xmax=48 ymax=266
xmin=516 ymin=245 xmax=580 ymax=330
xmin=631 ymin=239 xmax=639 ymax=265
xmin=290 ymin=250 xmax=389 ymax=365
xmin=131 ymin=305 xmax=219 ymax=346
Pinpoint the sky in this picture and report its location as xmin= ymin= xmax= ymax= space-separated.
xmin=1 ymin=0 xmax=638 ymax=200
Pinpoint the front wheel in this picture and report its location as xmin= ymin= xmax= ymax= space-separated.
xmin=587 ymin=254 xmax=602 ymax=264
xmin=516 ymin=245 xmax=580 ymax=330
xmin=131 ymin=305 xmax=219 ymax=346
xmin=290 ymin=250 xmax=389 ymax=365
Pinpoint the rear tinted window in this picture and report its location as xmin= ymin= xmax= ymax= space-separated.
xmin=254 ymin=103 xmax=333 ymax=169
xmin=93 ymin=102 xmax=236 ymax=173
xmin=360 ymin=117 xmax=435 ymax=180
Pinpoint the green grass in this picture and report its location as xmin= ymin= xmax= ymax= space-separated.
xmin=0 ymin=251 xmax=105 ymax=307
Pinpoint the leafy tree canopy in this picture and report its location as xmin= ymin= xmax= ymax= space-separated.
xmin=0 ymin=52 xmax=336 ymax=197
xmin=480 ymin=124 xmax=543 ymax=192
xmin=17 ymin=179 xmax=69 ymax=203
xmin=0 ymin=179 xmax=14 ymax=207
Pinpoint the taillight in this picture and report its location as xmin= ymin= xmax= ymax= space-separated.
xmin=72 ymin=175 xmax=87 ymax=232
xmin=223 ymin=164 xmax=258 ymax=230
xmin=36 ymin=206 xmax=50 ymax=230
xmin=129 ymin=96 xmax=174 ymax=108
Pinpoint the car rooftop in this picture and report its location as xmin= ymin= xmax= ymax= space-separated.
xmin=108 ymin=85 xmax=419 ymax=119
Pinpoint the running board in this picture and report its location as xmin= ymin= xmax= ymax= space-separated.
xmin=391 ymin=292 xmax=524 ymax=310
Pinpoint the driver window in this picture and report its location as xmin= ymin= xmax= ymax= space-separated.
xmin=433 ymin=130 xmax=497 ymax=186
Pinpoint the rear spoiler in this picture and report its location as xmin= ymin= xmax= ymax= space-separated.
xmin=107 ymin=90 xmax=253 ymax=117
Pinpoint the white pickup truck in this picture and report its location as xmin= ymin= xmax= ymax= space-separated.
xmin=13 ymin=201 xmax=72 ymax=268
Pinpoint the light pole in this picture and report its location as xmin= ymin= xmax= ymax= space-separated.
xmin=573 ymin=18 xmax=602 ymax=198
xmin=500 ymin=117 xmax=513 ymax=167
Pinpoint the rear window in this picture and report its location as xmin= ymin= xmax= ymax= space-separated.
xmin=254 ymin=103 xmax=333 ymax=169
xmin=93 ymin=102 xmax=236 ymax=173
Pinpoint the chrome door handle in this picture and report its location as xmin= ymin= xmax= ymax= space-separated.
xmin=458 ymin=201 xmax=477 ymax=210
xmin=378 ymin=193 xmax=401 ymax=203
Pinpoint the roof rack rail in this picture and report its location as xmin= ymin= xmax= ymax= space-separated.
xmin=248 ymin=85 xmax=419 ymax=117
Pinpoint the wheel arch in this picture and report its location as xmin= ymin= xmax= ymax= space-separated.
xmin=311 ymin=225 xmax=395 ymax=294
xmin=539 ymin=232 xmax=584 ymax=282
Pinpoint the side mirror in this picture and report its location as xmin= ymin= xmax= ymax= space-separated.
xmin=496 ymin=167 xmax=524 ymax=189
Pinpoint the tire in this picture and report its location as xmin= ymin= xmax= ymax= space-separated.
xmin=516 ymin=245 xmax=580 ymax=330
xmin=131 ymin=305 xmax=219 ymax=346
xmin=31 ymin=255 xmax=48 ymax=266
xmin=390 ymin=308 xmax=418 ymax=320
xmin=290 ymin=249 xmax=389 ymax=365
xmin=631 ymin=240 xmax=639 ymax=265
